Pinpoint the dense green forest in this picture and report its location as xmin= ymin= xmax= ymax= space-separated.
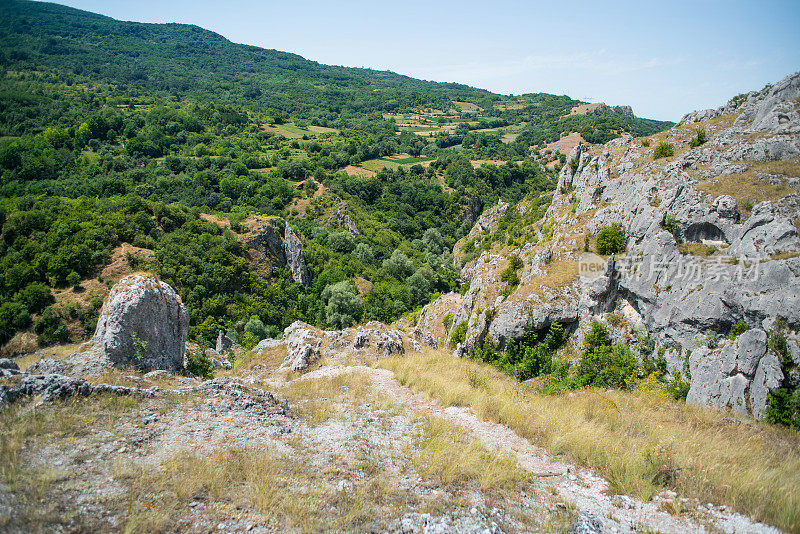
xmin=0 ymin=0 xmax=672 ymax=352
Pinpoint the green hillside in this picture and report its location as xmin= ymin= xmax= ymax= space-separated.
xmin=0 ymin=0 xmax=672 ymax=352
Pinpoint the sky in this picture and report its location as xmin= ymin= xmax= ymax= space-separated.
xmin=54 ymin=0 xmax=800 ymax=121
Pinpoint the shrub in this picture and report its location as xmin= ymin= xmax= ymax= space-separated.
xmin=653 ymin=142 xmax=674 ymax=159
xmin=661 ymin=213 xmax=681 ymax=243
xmin=244 ymin=316 xmax=268 ymax=341
xmin=499 ymin=266 xmax=520 ymax=286
xmin=575 ymin=321 xmax=639 ymax=389
xmin=765 ymin=388 xmax=800 ymax=429
xmin=187 ymin=350 xmax=215 ymax=379
xmin=66 ymin=271 xmax=82 ymax=289
xmin=131 ymin=332 xmax=148 ymax=370
xmin=689 ymin=128 xmax=707 ymax=148
xmin=34 ymin=306 xmax=69 ymax=346
xmin=328 ymin=230 xmax=355 ymax=253
xmin=701 ymin=332 xmax=720 ymax=349
xmin=382 ymin=250 xmax=414 ymax=280
xmin=569 ymin=158 xmax=579 ymax=173
xmin=321 ymin=280 xmax=362 ymax=329
xmin=442 ymin=313 xmax=454 ymax=331
xmin=449 ymin=320 xmax=468 ymax=348
xmin=667 ymin=374 xmax=691 ymax=401
xmin=353 ymin=242 xmax=375 ymax=265
xmin=728 ymin=320 xmax=749 ymax=340
xmin=508 ymin=254 xmax=523 ymax=270
xmin=768 ymin=328 xmax=790 ymax=365
xmin=641 ymin=139 xmax=651 ymax=147
xmin=596 ymin=223 xmax=627 ymax=255
xmin=16 ymin=282 xmax=53 ymax=313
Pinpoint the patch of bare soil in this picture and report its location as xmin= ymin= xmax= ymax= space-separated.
xmin=542 ymin=132 xmax=587 ymax=155
xmin=568 ymin=103 xmax=604 ymax=115
xmin=471 ymin=159 xmax=507 ymax=168
xmin=99 ymin=243 xmax=155 ymax=282
xmin=199 ymin=212 xmax=231 ymax=228
xmin=343 ymin=165 xmax=376 ymax=178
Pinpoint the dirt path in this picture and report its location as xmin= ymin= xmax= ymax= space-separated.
xmin=294 ymin=365 xmax=779 ymax=534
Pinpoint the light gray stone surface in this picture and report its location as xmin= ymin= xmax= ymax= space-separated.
xmin=90 ymin=273 xmax=189 ymax=373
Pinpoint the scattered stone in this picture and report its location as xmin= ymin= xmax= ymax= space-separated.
xmin=0 ymin=373 xmax=157 ymax=406
xmin=572 ymin=512 xmax=604 ymax=534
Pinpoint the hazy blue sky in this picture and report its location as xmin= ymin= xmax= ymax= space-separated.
xmin=55 ymin=0 xmax=799 ymax=121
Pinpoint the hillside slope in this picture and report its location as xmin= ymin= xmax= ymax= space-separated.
xmin=420 ymin=72 xmax=800 ymax=422
xmin=0 ymin=0 xmax=671 ymax=137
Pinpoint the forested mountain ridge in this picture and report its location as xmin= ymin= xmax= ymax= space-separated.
xmin=0 ymin=0 xmax=495 ymax=117
xmin=0 ymin=0 xmax=672 ymax=137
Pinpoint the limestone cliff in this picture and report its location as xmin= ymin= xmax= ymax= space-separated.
xmin=420 ymin=72 xmax=800 ymax=420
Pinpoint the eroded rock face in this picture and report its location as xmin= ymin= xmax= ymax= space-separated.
xmin=284 ymin=225 xmax=312 ymax=286
xmin=91 ymin=273 xmax=189 ymax=373
xmin=687 ymin=329 xmax=784 ymax=419
xmin=245 ymin=220 xmax=286 ymax=265
xmin=283 ymin=321 xmax=321 ymax=371
xmin=424 ymin=72 xmax=800 ymax=420
xmin=334 ymin=204 xmax=360 ymax=236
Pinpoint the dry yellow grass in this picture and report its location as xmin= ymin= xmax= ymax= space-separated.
xmin=0 ymin=331 xmax=38 ymax=358
xmin=13 ymin=342 xmax=82 ymax=371
xmin=412 ymin=415 xmax=528 ymax=494
xmin=697 ymin=161 xmax=796 ymax=210
xmin=513 ymin=259 xmax=578 ymax=302
xmin=232 ymin=343 xmax=287 ymax=373
xmin=378 ymin=350 xmax=800 ymax=532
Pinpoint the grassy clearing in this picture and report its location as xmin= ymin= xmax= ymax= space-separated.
xmin=678 ymin=242 xmax=719 ymax=257
xmin=513 ymin=259 xmax=578 ymax=301
xmin=232 ymin=342 xmax=287 ymax=373
xmin=358 ymin=155 xmax=432 ymax=172
xmin=13 ymin=342 xmax=82 ymax=370
xmin=281 ymin=372 xmax=388 ymax=425
xmin=0 ymin=394 xmax=146 ymax=530
xmin=411 ymin=415 xmax=528 ymax=493
xmin=697 ymin=159 xmax=798 ymax=210
xmin=120 ymin=445 xmax=406 ymax=533
xmin=378 ymin=350 xmax=800 ymax=532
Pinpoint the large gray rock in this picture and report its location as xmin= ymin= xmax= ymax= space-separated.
xmin=686 ymin=329 xmax=783 ymax=419
xmin=245 ymin=220 xmax=286 ymax=265
xmin=90 ymin=273 xmax=189 ymax=373
xmin=284 ymin=225 xmax=311 ymax=286
xmin=282 ymin=321 xmax=321 ymax=371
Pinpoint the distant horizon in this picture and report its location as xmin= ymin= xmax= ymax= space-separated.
xmin=46 ymin=0 xmax=800 ymax=121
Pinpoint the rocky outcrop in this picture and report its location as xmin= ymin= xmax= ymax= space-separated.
xmin=424 ymin=72 xmax=800 ymax=420
xmin=282 ymin=321 xmax=322 ymax=372
xmin=244 ymin=218 xmax=311 ymax=285
xmin=334 ymin=204 xmax=360 ymax=236
xmin=0 ymin=373 xmax=157 ymax=406
xmin=353 ymin=322 xmax=404 ymax=356
xmin=268 ymin=320 xmax=420 ymax=372
xmin=284 ymin=224 xmax=312 ymax=286
xmin=0 ymin=358 xmax=20 ymax=378
xmin=244 ymin=219 xmax=286 ymax=265
xmin=215 ymin=330 xmax=243 ymax=355
xmin=89 ymin=273 xmax=189 ymax=373
xmin=687 ymin=329 xmax=784 ymax=419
